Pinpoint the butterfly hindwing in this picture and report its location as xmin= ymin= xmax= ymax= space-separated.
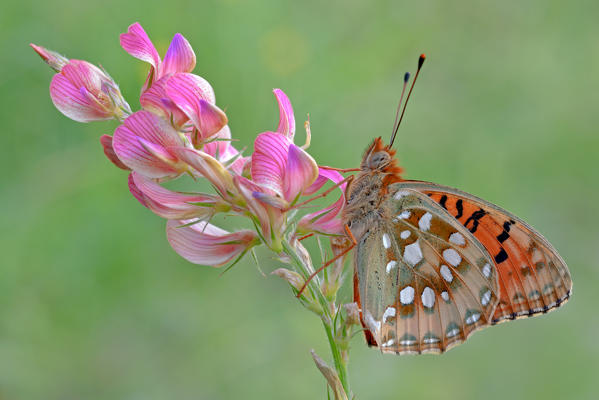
xmin=355 ymin=187 xmax=499 ymax=354
xmin=400 ymin=181 xmax=572 ymax=324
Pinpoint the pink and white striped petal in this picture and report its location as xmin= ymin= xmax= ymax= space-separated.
xmin=49 ymin=73 xmax=111 ymax=122
xmin=166 ymin=220 xmax=258 ymax=267
xmin=234 ymin=176 xmax=286 ymax=246
xmin=283 ymin=144 xmax=318 ymax=202
xmin=299 ymin=196 xmax=345 ymax=235
xmin=251 ymin=132 xmax=292 ymax=196
xmin=298 ymin=168 xmax=347 ymax=235
xmin=112 ymin=110 xmax=186 ymax=178
xmin=129 ymin=172 xmax=217 ymax=219
xmin=139 ymin=76 xmax=188 ymax=127
xmin=59 ymin=61 xmax=104 ymax=93
xmin=100 ymin=134 xmax=130 ymax=170
xmin=119 ymin=22 xmax=161 ymax=70
xmin=165 ymin=72 xmax=216 ymax=105
xmin=165 ymin=73 xmax=223 ymax=137
xmin=168 ymin=147 xmax=236 ymax=199
xmin=273 ymin=89 xmax=295 ymax=140
xmin=304 ymin=168 xmax=347 ymax=196
xmin=161 ymin=33 xmax=196 ymax=76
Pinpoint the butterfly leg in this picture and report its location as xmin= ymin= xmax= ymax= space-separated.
xmin=296 ymin=224 xmax=357 ymax=298
xmin=286 ymin=175 xmax=354 ymax=212
xmin=298 ymin=233 xmax=314 ymax=241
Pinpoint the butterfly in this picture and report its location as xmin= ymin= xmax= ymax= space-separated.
xmin=340 ymin=55 xmax=572 ymax=354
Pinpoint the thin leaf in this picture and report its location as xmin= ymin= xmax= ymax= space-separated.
xmin=310 ymin=350 xmax=348 ymax=400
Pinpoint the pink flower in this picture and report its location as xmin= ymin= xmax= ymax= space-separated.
xmin=165 ymin=73 xmax=227 ymax=139
xmin=252 ymin=132 xmax=318 ymax=206
xmin=120 ymin=22 xmax=196 ymax=91
xmin=129 ymin=172 xmax=222 ymax=219
xmin=166 ymin=220 xmax=259 ymax=267
xmin=112 ymin=110 xmax=188 ymax=179
xmin=140 ymin=73 xmax=216 ymax=129
xmin=234 ymin=175 xmax=286 ymax=249
xmin=31 ymin=43 xmax=132 ymax=123
xmin=250 ymin=90 xmax=318 ymax=207
xmin=298 ymin=168 xmax=347 ymax=235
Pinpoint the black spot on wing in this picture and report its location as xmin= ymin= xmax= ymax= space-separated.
xmin=455 ymin=199 xmax=463 ymax=219
xmin=494 ymin=249 xmax=508 ymax=264
xmin=496 ymin=220 xmax=515 ymax=243
xmin=496 ymin=231 xmax=509 ymax=243
xmin=464 ymin=208 xmax=487 ymax=233
xmin=439 ymin=195 xmax=448 ymax=209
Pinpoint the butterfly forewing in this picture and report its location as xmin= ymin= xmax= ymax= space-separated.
xmin=355 ymin=188 xmax=499 ymax=354
xmin=401 ymin=181 xmax=572 ymax=324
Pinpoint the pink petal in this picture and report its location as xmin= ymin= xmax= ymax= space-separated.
xmin=165 ymin=72 xmax=215 ymax=105
xmin=100 ymin=134 xmax=130 ymax=170
xmin=139 ymin=76 xmax=188 ymax=126
xmin=161 ymin=33 xmax=196 ymax=76
xmin=130 ymin=172 xmax=216 ymax=219
xmin=304 ymin=168 xmax=346 ymax=196
xmin=196 ymin=100 xmax=228 ymax=139
xmin=166 ymin=220 xmax=258 ymax=266
xmin=112 ymin=110 xmax=185 ymax=178
xmin=251 ymin=132 xmax=292 ymax=196
xmin=299 ymin=196 xmax=345 ymax=235
xmin=298 ymin=167 xmax=347 ymax=235
xmin=283 ymin=144 xmax=318 ymax=202
xmin=273 ymin=89 xmax=296 ymax=139
xmin=202 ymin=125 xmax=231 ymax=159
xmin=234 ymin=176 xmax=273 ymax=243
xmin=128 ymin=173 xmax=148 ymax=206
xmin=168 ymin=147 xmax=235 ymax=198
xmin=49 ymin=73 xmax=111 ymax=122
xmin=60 ymin=61 xmax=104 ymax=93
xmin=229 ymin=156 xmax=249 ymax=175
xmin=119 ymin=22 xmax=161 ymax=70
xmin=165 ymin=74 xmax=223 ymax=137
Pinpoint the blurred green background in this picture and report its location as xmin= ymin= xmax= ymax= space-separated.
xmin=1 ymin=0 xmax=598 ymax=398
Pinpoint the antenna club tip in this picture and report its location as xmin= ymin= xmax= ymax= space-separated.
xmin=403 ymin=72 xmax=410 ymax=82
xmin=418 ymin=53 xmax=426 ymax=69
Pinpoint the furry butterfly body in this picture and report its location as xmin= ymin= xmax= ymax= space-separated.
xmin=343 ymin=138 xmax=572 ymax=354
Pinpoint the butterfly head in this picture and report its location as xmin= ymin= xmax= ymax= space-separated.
xmin=361 ymin=137 xmax=404 ymax=182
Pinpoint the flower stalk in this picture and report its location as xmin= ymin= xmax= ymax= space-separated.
xmin=32 ymin=21 xmax=360 ymax=399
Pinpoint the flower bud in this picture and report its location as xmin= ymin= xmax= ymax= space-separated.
xmin=342 ymin=302 xmax=361 ymax=327
xmin=33 ymin=44 xmax=131 ymax=122
xmin=271 ymin=268 xmax=305 ymax=292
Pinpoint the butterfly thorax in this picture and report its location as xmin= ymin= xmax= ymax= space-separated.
xmin=343 ymin=138 xmax=403 ymax=239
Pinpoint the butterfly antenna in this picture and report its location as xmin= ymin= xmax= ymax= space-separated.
xmin=390 ymin=72 xmax=410 ymax=140
xmin=389 ymin=53 xmax=426 ymax=147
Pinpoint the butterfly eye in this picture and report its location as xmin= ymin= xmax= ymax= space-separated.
xmin=368 ymin=151 xmax=391 ymax=170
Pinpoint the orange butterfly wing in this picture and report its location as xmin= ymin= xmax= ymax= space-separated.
xmin=404 ymin=181 xmax=572 ymax=324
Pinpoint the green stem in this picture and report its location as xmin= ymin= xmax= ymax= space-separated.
xmin=322 ymin=318 xmax=351 ymax=396
xmin=281 ymin=240 xmax=351 ymax=398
